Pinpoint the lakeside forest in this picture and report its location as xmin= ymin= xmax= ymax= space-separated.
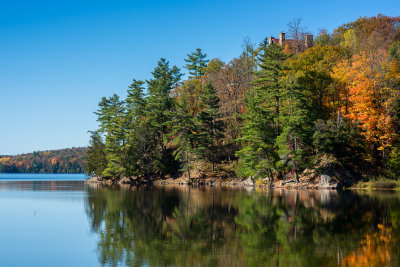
xmin=0 ymin=148 xmax=86 ymax=173
xmin=86 ymin=15 xmax=400 ymax=183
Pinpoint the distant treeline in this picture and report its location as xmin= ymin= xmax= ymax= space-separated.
xmin=0 ymin=147 xmax=87 ymax=173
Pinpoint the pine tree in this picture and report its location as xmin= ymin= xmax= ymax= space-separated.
xmin=276 ymin=75 xmax=311 ymax=183
xmin=169 ymin=97 xmax=198 ymax=181
xmin=124 ymin=79 xmax=151 ymax=177
xmin=86 ymin=131 xmax=107 ymax=177
xmin=184 ymin=48 xmax=209 ymax=78
xmin=235 ymin=41 xmax=286 ymax=180
xmin=95 ymin=94 xmax=127 ymax=178
xmin=253 ymin=41 xmax=287 ymax=135
xmin=146 ymin=58 xmax=182 ymax=175
xmin=126 ymin=79 xmax=146 ymax=121
xmin=236 ymin=92 xmax=278 ymax=179
xmin=197 ymin=82 xmax=224 ymax=172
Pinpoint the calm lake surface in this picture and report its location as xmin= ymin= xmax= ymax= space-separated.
xmin=1 ymin=174 xmax=400 ymax=266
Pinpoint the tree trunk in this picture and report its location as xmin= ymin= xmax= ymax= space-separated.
xmin=186 ymin=154 xmax=191 ymax=182
xmin=276 ymin=96 xmax=280 ymax=135
xmin=294 ymin=161 xmax=299 ymax=184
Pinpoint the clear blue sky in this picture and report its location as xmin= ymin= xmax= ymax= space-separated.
xmin=1 ymin=0 xmax=399 ymax=155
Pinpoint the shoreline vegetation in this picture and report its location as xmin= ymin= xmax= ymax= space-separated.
xmin=86 ymin=15 xmax=400 ymax=190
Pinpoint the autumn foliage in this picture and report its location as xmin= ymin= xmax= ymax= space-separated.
xmin=87 ymin=14 xmax=400 ymax=180
xmin=0 ymin=147 xmax=86 ymax=173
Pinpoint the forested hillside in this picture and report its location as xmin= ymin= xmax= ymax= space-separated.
xmin=0 ymin=147 xmax=86 ymax=173
xmin=86 ymin=15 xmax=400 ymax=182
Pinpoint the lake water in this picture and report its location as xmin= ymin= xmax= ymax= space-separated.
xmin=1 ymin=174 xmax=400 ymax=266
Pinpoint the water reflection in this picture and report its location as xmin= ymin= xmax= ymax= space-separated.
xmin=0 ymin=180 xmax=84 ymax=191
xmin=84 ymin=186 xmax=400 ymax=267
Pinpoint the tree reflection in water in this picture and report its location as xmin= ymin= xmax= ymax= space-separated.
xmin=84 ymin=186 xmax=400 ymax=267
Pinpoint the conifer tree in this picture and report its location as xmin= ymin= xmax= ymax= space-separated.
xmin=124 ymin=79 xmax=151 ymax=177
xmin=126 ymin=79 xmax=146 ymax=121
xmin=86 ymin=131 xmax=107 ymax=177
xmin=236 ymin=91 xmax=278 ymax=179
xmin=146 ymin=58 xmax=182 ymax=175
xmin=197 ymin=82 xmax=224 ymax=172
xmin=276 ymin=76 xmax=311 ymax=183
xmin=169 ymin=97 xmax=198 ymax=181
xmin=235 ymin=41 xmax=285 ymax=180
xmin=253 ymin=41 xmax=287 ymax=135
xmin=184 ymin=48 xmax=209 ymax=78
xmin=95 ymin=94 xmax=127 ymax=178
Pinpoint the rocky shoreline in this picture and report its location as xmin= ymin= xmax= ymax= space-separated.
xmin=85 ymin=175 xmax=343 ymax=190
xmin=85 ymin=156 xmax=360 ymax=190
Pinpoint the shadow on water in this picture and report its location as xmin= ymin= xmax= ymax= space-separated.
xmin=84 ymin=185 xmax=400 ymax=267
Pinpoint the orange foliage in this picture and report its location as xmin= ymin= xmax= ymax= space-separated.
xmin=341 ymin=224 xmax=394 ymax=267
xmin=333 ymin=52 xmax=396 ymax=150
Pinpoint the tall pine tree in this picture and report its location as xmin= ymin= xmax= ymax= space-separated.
xmin=184 ymin=48 xmax=209 ymax=78
xmin=124 ymin=79 xmax=151 ymax=177
xmin=254 ymin=41 xmax=287 ymax=135
xmin=276 ymin=74 xmax=311 ymax=183
xmin=236 ymin=40 xmax=286 ymax=180
xmin=169 ymin=96 xmax=198 ymax=181
xmin=146 ymin=58 xmax=182 ymax=176
xmin=197 ymin=82 xmax=224 ymax=172
xmin=95 ymin=94 xmax=127 ymax=178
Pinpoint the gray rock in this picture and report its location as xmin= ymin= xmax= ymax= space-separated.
xmin=241 ymin=176 xmax=255 ymax=186
xmin=318 ymin=174 xmax=338 ymax=189
xmin=118 ymin=177 xmax=133 ymax=185
xmin=85 ymin=176 xmax=102 ymax=184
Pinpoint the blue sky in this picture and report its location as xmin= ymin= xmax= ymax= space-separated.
xmin=1 ymin=0 xmax=399 ymax=155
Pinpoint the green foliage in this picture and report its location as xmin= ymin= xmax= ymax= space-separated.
xmin=388 ymin=144 xmax=400 ymax=177
xmin=196 ymin=82 xmax=224 ymax=172
xmin=169 ymin=97 xmax=198 ymax=179
xmin=85 ymin=131 xmax=107 ymax=176
xmin=145 ymin=58 xmax=182 ymax=175
xmin=314 ymin=33 xmax=333 ymax=46
xmin=235 ymin=42 xmax=286 ymax=179
xmin=276 ymin=74 xmax=313 ymax=178
xmin=184 ymin=48 xmax=209 ymax=78
xmin=236 ymin=93 xmax=278 ymax=179
xmin=390 ymin=41 xmax=400 ymax=62
xmin=313 ymin=119 xmax=365 ymax=168
xmin=95 ymin=94 xmax=127 ymax=178
xmin=254 ymin=42 xmax=287 ymax=135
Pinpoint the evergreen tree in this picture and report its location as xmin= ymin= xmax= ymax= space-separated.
xmin=276 ymin=76 xmax=311 ymax=183
xmin=126 ymin=79 xmax=146 ymax=121
xmin=95 ymin=94 xmax=127 ymax=178
xmin=196 ymin=82 xmax=224 ymax=172
xmin=236 ymin=41 xmax=286 ymax=180
xmin=236 ymin=92 xmax=278 ymax=179
xmin=253 ymin=41 xmax=287 ymax=135
xmin=169 ymin=97 xmax=198 ymax=181
xmin=146 ymin=58 xmax=182 ymax=175
xmin=86 ymin=131 xmax=107 ymax=176
xmin=184 ymin=48 xmax=209 ymax=78
xmin=312 ymin=119 xmax=365 ymax=168
xmin=124 ymin=79 xmax=151 ymax=177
